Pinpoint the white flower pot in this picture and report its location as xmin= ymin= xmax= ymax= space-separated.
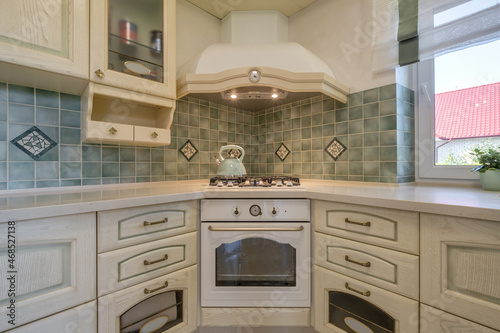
xmin=479 ymin=169 xmax=500 ymax=191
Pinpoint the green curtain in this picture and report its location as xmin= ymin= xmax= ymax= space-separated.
xmin=398 ymin=0 xmax=419 ymax=66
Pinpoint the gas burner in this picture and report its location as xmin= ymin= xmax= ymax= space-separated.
xmin=208 ymin=176 xmax=301 ymax=188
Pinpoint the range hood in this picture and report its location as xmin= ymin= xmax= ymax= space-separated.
xmin=176 ymin=11 xmax=349 ymax=111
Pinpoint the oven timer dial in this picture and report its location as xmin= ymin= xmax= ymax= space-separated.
xmin=249 ymin=204 xmax=262 ymax=216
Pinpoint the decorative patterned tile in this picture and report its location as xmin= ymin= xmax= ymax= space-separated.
xmin=10 ymin=126 xmax=57 ymax=160
xmin=324 ymin=137 xmax=347 ymax=161
xmin=275 ymin=143 xmax=290 ymax=162
xmin=179 ymin=140 xmax=198 ymax=161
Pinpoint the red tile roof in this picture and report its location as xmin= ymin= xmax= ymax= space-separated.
xmin=435 ymin=82 xmax=500 ymax=140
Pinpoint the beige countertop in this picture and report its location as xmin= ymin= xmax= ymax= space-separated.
xmin=1 ymin=180 xmax=499 ymax=222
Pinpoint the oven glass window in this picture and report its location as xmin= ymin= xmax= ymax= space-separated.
xmin=215 ymin=237 xmax=296 ymax=286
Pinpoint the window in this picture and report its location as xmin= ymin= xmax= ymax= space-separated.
xmin=417 ymin=1 xmax=500 ymax=180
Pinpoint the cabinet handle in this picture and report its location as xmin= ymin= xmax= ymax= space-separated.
xmin=95 ymin=69 xmax=104 ymax=78
xmin=345 ymin=283 xmax=370 ymax=297
xmin=144 ymin=218 xmax=168 ymax=226
xmin=109 ymin=127 xmax=117 ymax=135
xmin=345 ymin=255 xmax=371 ymax=267
xmin=151 ymin=131 xmax=159 ymax=138
xmin=345 ymin=218 xmax=371 ymax=227
xmin=144 ymin=281 xmax=168 ymax=294
xmin=144 ymin=254 xmax=168 ymax=265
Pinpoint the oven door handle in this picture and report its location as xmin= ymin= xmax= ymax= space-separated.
xmin=207 ymin=225 xmax=305 ymax=232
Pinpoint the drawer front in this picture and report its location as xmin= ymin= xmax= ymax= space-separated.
xmin=313 ymin=200 xmax=419 ymax=254
xmin=420 ymin=304 xmax=499 ymax=333
xmin=421 ymin=213 xmax=500 ymax=331
xmin=134 ymin=126 xmax=171 ymax=146
xmin=6 ymin=301 xmax=97 ymax=333
xmin=99 ymin=265 xmax=197 ymax=333
xmin=98 ymin=232 xmax=197 ymax=296
xmin=314 ymin=233 xmax=419 ymax=299
xmin=0 ymin=214 xmax=96 ymax=330
xmin=313 ymin=267 xmax=418 ymax=333
xmin=87 ymin=121 xmax=133 ymax=141
xmin=98 ymin=200 xmax=198 ymax=252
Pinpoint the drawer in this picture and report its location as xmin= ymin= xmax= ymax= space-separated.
xmin=314 ymin=232 xmax=419 ymax=299
xmin=313 ymin=267 xmax=418 ymax=333
xmin=98 ymin=232 xmax=197 ymax=296
xmin=134 ymin=126 xmax=171 ymax=146
xmin=5 ymin=301 xmax=97 ymax=333
xmin=420 ymin=304 xmax=499 ymax=333
xmin=99 ymin=266 xmax=197 ymax=333
xmin=98 ymin=200 xmax=198 ymax=252
xmin=313 ymin=200 xmax=419 ymax=254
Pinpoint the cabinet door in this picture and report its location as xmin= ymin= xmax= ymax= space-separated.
xmin=0 ymin=213 xmax=96 ymax=330
xmin=99 ymin=265 xmax=197 ymax=333
xmin=421 ymin=213 xmax=500 ymax=331
xmin=6 ymin=301 xmax=97 ymax=333
xmin=90 ymin=0 xmax=176 ymax=98
xmin=0 ymin=0 xmax=89 ymax=79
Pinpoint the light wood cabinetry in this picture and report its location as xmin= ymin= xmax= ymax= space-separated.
xmin=420 ymin=304 xmax=499 ymax=333
xmin=420 ymin=213 xmax=500 ymax=331
xmin=0 ymin=0 xmax=89 ymax=94
xmin=0 ymin=213 xmax=96 ymax=331
xmin=313 ymin=201 xmax=419 ymax=254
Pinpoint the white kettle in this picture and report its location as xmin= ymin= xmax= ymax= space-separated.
xmin=216 ymin=145 xmax=247 ymax=176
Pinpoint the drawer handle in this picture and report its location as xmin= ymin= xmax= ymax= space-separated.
xmin=144 ymin=254 xmax=168 ymax=266
xmin=345 ymin=255 xmax=371 ymax=267
xmin=144 ymin=281 xmax=168 ymax=294
xmin=208 ymin=225 xmax=304 ymax=232
xmin=345 ymin=283 xmax=371 ymax=297
xmin=144 ymin=218 xmax=168 ymax=226
xmin=345 ymin=218 xmax=371 ymax=227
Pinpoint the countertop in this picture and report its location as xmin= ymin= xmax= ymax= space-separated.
xmin=1 ymin=180 xmax=499 ymax=222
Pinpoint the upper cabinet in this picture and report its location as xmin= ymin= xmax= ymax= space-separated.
xmin=90 ymin=0 xmax=176 ymax=99
xmin=0 ymin=0 xmax=89 ymax=93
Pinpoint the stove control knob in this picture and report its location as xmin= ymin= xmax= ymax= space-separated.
xmin=276 ymin=180 xmax=283 ymax=187
xmin=217 ymin=180 xmax=224 ymax=187
xmin=286 ymin=180 xmax=294 ymax=187
xmin=233 ymin=207 xmax=240 ymax=216
xmin=249 ymin=204 xmax=262 ymax=217
xmin=271 ymin=207 xmax=277 ymax=215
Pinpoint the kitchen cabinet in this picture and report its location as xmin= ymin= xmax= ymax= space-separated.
xmin=0 ymin=213 xmax=96 ymax=331
xmin=420 ymin=213 xmax=500 ymax=331
xmin=81 ymin=82 xmax=175 ymax=146
xmin=89 ymin=0 xmax=176 ymax=99
xmin=0 ymin=0 xmax=89 ymax=94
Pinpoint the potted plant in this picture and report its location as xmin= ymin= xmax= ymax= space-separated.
xmin=470 ymin=147 xmax=500 ymax=191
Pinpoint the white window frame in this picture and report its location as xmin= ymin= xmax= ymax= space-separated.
xmin=417 ymin=59 xmax=479 ymax=181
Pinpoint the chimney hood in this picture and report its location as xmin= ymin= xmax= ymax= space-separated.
xmin=176 ymin=11 xmax=349 ymax=111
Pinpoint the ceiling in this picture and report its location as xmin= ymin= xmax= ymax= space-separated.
xmin=185 ymin=0 xmax=317 ymax=19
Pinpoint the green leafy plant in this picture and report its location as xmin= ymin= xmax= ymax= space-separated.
xmin=470 ymin=147 xmax=500 ymax=173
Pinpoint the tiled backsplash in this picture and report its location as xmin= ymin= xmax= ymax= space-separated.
xmin=0 ymin=81 xmax=414 ymax=190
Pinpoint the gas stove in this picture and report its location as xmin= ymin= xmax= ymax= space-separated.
xmin=208 ymin=176 xmax=301 ymax=188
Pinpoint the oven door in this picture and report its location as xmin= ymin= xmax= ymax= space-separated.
xmin=201 ymin=222 xmax=310 ymax=307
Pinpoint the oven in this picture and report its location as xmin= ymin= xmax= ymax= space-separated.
xmin=200 ymin=199 xmax=311 ymax=307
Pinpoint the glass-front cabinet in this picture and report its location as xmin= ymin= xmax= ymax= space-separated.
xmin=90 ymin=0 xmax=176 ymax=98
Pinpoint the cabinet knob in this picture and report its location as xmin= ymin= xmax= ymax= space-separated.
xmin=272 ymin=207 xmax=277 ymax=215
xmin=151 ymin=131 xmax=159 ymax=138
xmin=109 ymin=127 xmax=117 ymax=135
xmin=95 ymin=69 xmax=104 ymax=78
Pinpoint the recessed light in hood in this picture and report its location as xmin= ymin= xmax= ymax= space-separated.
xmin=176 ymin=10 xmax=349 ymax=112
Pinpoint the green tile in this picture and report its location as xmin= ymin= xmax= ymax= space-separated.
xmin=177 ymin=113 xmax=188 ymax=125
xmin=199 ymin=117 xmax=209 ymax=129
xmin=312 ymin=126 xmax=322 ymax=138
xmin=381 ymin=146 xmax=397 ymax=161
xmin=380 ymin=131 xmax=397 ymax=146
xmin=292 ymin=118 xmax=301 ymax=129
xmin=189 ymin=103 xmax=200 ymax=115
xmin=102 ymin=162 xmax=119 ymax=177
xmin=364 ymin=133 xmax=379 ymax=147
xmin=323 ymin=124 xmax=335 ymax=137
xmin=9 ymin=84 xmax=34 ymax=105
xmin=102 ymin=178 xmax=119 ymax=184
xmin=380 ymin=115 xmax=397 ymax=131
xmin=324 ymin=162 xmax=335 ymax=175
xmin=82 ymin=145 xmax=101 ymax=161
xmin=60 ymin=93 xmax=80 ymax=111
xmin=364 ymin=118 xmax=379 ymax=132
xmin=189 ymin=115 xmax=199 ymax=127
xmin=136 ymin=163 xmax=151 ymax=176
xmin=349 ymin=163 xmax=363 ymax=175
xmin=348 ymin=106 xmax=363 ymax=120
xmin=120 ymin=177 xmax=136 ymax=183
xmin=348 ymin=92 xmax=362 ymax=107
xmin=61 ymin=179 xmax=81 ymax=186
xmin=0 ymin=83 xmax=6 ymax=101
xmin=120 ymin=147 xmax=135 ymax=162
xmin=301 ymin=128 xmax=311 ymax=139
xmin=335 ymin=122 xmax=348 ymax=135
xmin=177 ymin=100 xmax=188 ymax=113
xmin=379 ymin=84 xmax=397 ymax=100
xmin=0 ymin=122 xmax=6 ymax=141
xmin=380 ymin=99 xmax=397 ymax=116
xmin=348 ymin=148 xmax=363 ymax=161
xmin=323 ymin=98 xmax=334 ymax=111
xmin=380 ymin=162 xmax=397 ymax=177
xmin=136 ymin=148 xmax=151 ymax=162
xmin=0 ymin=102 xmax=6 ymax=121
xmin=300 ymin=103 xmax=311 ymax=115
xmin=36 ymin=162 xmax=59 ymax=179
xmin=82 ymin=162 xmax=101 ymax=178
xmin=312 ymin=163 xmax=323 ymax=174
xmin=83 ymin=178 xmax=101 ymax=185
xmin=60 ymin=162 xmax=81 ymax=178
xmin=177 ymin=125 xmax=188 ymax=137
xmin=60 ymin=110 xmax=80 ymax=128
xmin=312 ymin=101 xmax=322 ymax=114
xmin=36 ymin=89 xmax=59 ymax=108
xmin=8 ymin=104 xmax=34 ymax=124
xmin=349 ymin=134 xmax=363 ymax=147
xmin=0 ymin=142 xmax=6 ymax=161
xmin=0 ymin=162 xmax=7 ymax=181
xmin=301 ymin=115 xmax=312 ymax=127
xmin=102 ymin=146 xmax=119 ymax=161
xmin=363 ymin=88 xmax=379 ymax=104
xmin=36 ymin=180 xmax=60 ymax=188
xmin=60 ymin=127 xmax=80 ymax=144
xmin=335 ymin=100 xmax=347 ymax=109
xmin=335 ymin=108 xmax=348 ymax=122
xmin=363 ymin=103 xmax=379 ymax=118
xmin=311 ymin=150 xmax=323 ymax=162
xmin=364 ymin=176 xmax=380 ymax=183
xmin=120 ymin=163 xmax=135 ymax=177
xmin=36 ymin=106 xmax=59 ymax=126
xmin=363 ymin=147 xmax=379 ymax=161
xmin=8 ymin=181 xmax=34 ymax=189
xmin=348 ymin=120 xmax=363 ymax=134
xmin=9 ymin=162 xmax=34 ymax=180
xmin=322 ymin=111 xmax=334 ymax=125
xmin=177 ymin=163 xmax=188 ymax=175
